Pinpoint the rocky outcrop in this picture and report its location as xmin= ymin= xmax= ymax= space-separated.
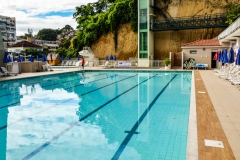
xmin=91 ymin=23 xmax=138 ymax=60
xmin=91 ymin=0 xmax=240 ymax=60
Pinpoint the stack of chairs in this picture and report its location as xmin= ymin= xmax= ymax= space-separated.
xmin=214 ymin=63 xmax=240 ymax=91
xmin=183 ymin=58 xmax=196 ymax=69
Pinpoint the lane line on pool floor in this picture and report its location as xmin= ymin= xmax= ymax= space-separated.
xmin=0 ymin=74 xmax=135 ymax=110
xmin=21 ymin=75 xmax=158 ymax=160
xmin=0 ymin=73 xmax=106 ymax=98
xmin=0 ymin=74 xmax=137 ymax=130
xmin=111 ymin=75 xmax=177 ymax=160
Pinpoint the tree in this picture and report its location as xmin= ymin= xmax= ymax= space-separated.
xmin=226 ymin=4 xmax=240 ymax=24
xmin=54 ymin=47 xmax=68 ymax=56
xmin=37 ymin=29 xmax=57 ymax=41
xmin=59 ymin=38 xmax=71 ymax=49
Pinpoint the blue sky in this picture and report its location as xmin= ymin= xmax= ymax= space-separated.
xmin=0 ymin=0 xmax=98 ymax=36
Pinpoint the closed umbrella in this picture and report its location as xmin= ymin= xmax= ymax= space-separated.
xmin=61 ymin=55 xmax=64 ymax=61
xmin=68 ymin=55 xmax=71 ymax=60
xmin=229 ymin=47 xmax=234 ymax=63
xmin=78 ymin=55 xmax=80 ymax=60
xmin=105 ymin=55 xmax=109 ymax=61
xmin=36 ymin=55 xmax=39 ymax=61
xmin=42 ymin=54 xmax=46 ymax=62
xmin=31 ymin=55 xmax=34 ymax=62
xmin=218 ymin=51 xmax=222 ymax=62
xmin=28 ymin=55 xmax=32 ymax=62
xmin=222 ymin=49 xmax=229 ymax=63
xmin=236 ymin=48 xmax=240 ymax=65
xmin=110 ymin=54 xmax=113 ymax=60
xmin=3 ymin=52 xmax=9 ymax=63
xmin=18 ymin=54 xmax=22 ymax=62
xmin=50 ymin=53 xmax=53 ymax=62
xmin=113 ymin=55 xmax=117 ymax=61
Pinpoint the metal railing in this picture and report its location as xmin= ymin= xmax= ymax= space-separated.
xmin=150 ymin=13 xmax=228 ymax=31
xmin=218 ymin=16 xmax=240 ymax=40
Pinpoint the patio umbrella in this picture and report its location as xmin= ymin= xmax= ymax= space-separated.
xmin=3 ymin=52 xmax=9 ymax=63
xmin=28 ymin=55 xmax=32 ymax=62
xmin=36 ymin=55 xmax=39 ymax=61
xmin=113 ymin=55 xmax=117 ymax=61
xmin=217 ymin=51 xmax=222 ymax=62
xmin=42 ymin=54 xmax=46 ymax=62
xmin=18 ymin=54 xmax=22 ymax=62
xmin=229 ymin=47 xmax=234 ymax=63
xmin=50 ymin=53 xmax=53 ymax=62
xmin=11 ymin=55 xmax=14 ymax=62
xmin=222 ymin=49 xmax=229 ymax=63
xmin=110 ymin=54 xmax=113 ymax=61
xmin=105 ymin=55 xmax=109 ymax=61
xmin=68 ymin=55 xmax=71 ymax=60
xmin=31 ymin=55 xmax=34 ymax=62
xmin=61 ymin=55 xmax=64 ymax=61
xmin=236 ymin=48 xmax=240 ymax=65
xmin=78 ymin=55 xmax=80 ymax=60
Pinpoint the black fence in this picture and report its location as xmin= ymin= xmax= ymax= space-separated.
xmin=150 ymin=14 xmax=228 ymax=31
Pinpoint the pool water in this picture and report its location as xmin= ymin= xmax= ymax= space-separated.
xmin=0 ymin=71 xmax=192 ymax=160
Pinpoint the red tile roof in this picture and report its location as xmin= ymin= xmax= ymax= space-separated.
xmin=8 ymin=41 xmax=41 ymax=48
xmin=182 ymin=39 xmax=221 ymax=46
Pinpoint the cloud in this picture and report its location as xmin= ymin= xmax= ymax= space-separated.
xmin=0 ymin=0 xmax=98 ymax=36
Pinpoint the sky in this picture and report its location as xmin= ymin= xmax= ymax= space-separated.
xmin=0 ymin=0 xmax=98 ymax=36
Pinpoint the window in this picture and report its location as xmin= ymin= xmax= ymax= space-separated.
xmin=190 ymin=50 xmax=197 ymax=54
xmin=140 ymin=9 xmax=147 ymax=29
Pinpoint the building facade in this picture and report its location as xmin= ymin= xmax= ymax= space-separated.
xmin=0 ymin=15 xmax=16 ymax=49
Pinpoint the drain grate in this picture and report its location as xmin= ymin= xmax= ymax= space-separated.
xmin=204 ymin=139 xmax=224 ymax=148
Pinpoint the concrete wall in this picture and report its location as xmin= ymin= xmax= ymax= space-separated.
xmin=0 ymin=31 xmax=4 ymax=67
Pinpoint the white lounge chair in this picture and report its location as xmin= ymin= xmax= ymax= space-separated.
xmin=1 ymin=67 xmax=18 ymax=76
xmin=110 ymin=61 xmax=117 ymax=68
xmin=101 ymin=61 xmax=109 ymax=68
xmin=84 ymin=61 xmax=89 ymax=67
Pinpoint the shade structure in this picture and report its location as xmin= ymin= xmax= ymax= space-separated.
xmin=78 ymin=55 xmax=80 ymax=60
xmin=222 ymin=49 xmax=229 ymax=63
xmin=236 ymin=48 xmax=240 ymax=65
xmin=229 ymin=47 xmax=235 ymax=63
xmin=36 ymin=55 xmax=39 ymax=61
xmin=3 ymin=52 xmax=9 ymax=63
xmin=113 ymin=55 xmax=116 ymax=61
xmin=18 ymin=54 xmax=22 ymax=62
xmin=105 ymin=55 xmax=109 ymax=61
xmin=110 ymin=54 xmax=113 ymax=60
xmin=68 ymin=55 xmax=71 ymax=60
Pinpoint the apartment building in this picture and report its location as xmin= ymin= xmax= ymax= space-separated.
xmin=0 ymin=15 xmax=16 ymax=49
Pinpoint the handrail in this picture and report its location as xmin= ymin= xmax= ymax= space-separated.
xmin=218 ymin=16 xmax=240 ymax=40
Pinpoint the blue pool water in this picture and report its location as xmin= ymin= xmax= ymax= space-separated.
xmin=0 ymin=71 xmax=192 ymax=160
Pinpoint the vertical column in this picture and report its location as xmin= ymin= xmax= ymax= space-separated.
xmin=137 ymin=0 xmax=155 ymax=67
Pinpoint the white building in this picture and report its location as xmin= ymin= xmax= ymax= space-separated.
xmin=0 ymin=15 xmax=16 ymax=49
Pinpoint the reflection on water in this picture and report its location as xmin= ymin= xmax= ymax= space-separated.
xmin=0 ymin=72 xmax=192 ymax=159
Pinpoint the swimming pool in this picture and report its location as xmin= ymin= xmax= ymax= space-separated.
xmin=0 ymin=71 xmax=192 ymax=160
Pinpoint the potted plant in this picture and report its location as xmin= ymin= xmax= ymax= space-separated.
xmin=163 ymin=58 xmax=171 ymax=70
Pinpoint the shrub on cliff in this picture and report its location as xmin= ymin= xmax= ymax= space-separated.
xmin=72 ymin=0 xmax=137 ymax=53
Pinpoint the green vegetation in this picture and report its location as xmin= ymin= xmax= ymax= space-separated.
xmin=226 ymin=4 xmax=240 ymax=24
xmin=163 ymin=58 xmax=171 ymax=66
xmin=72 ymin=0 xmax=137 ymax=52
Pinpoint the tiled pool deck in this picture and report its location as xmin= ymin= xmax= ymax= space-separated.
xmin=0 ymin=67 xmax=239 ymax=160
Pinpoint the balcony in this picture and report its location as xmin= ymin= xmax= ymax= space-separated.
xmin=218 ymin=17 xmax=240 ymax=41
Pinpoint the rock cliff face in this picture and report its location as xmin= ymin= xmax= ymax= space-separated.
xmin=91 ymin=0 xmax=239 ymax=60
xmin=91 ymin=23 xmax=138 ymax=60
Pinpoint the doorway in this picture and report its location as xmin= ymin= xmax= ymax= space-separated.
xmin=211 ymin=52 xmax=217 ymax=68
xmin=174 ymin=52 xmax=182 ymax=66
